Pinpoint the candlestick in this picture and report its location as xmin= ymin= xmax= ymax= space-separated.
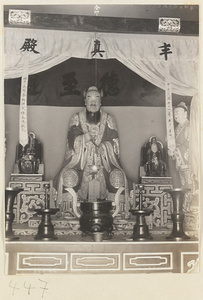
xmin=132 ymin=183 xmax=136 ymax=209
xmin=139 ymin=192 xmax=142 ymax=210
xmin=138 ymin=185 xmax=144 ymax=210
xmin=5 ymin=187 xmax=23 ymax=240
xmin=34 ymin=208 xmax=59 ymax=240
xmin=164 ymin=188 xmax=190 ymax=240
xmin=129 ymin=184 xmax=153 ymax=241
xmin=44 ymin=184 xmax=50 ymax=209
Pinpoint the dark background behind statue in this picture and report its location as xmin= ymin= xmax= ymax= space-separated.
xmin=5 ymin=58 xmax=192 ymax=107
xmin=5 ymin=55 xmax=186 ymax=187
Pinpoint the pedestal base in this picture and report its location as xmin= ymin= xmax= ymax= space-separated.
xmin=5 ymin=235 xmax=19 ymax=241
xmin=166 ymin=234 xmax=190 ymax=241
xmin=34 ymin=208 xmax=59 ymax=241
xmin=130 ymin=209 xmax=153 ymax=241
xmin=164 ymin=189 xmax=191 ymax=241
xmin=5 ymin=212 xmax=19 ymax=241
xmin=132 ymin=225 xmax=153 ymax=241
xmin=34 ymin=232 xmax=58 ymax=241
xmin=166 ymin=213 xmax=190 ymax=241
xmin=5 ymin=187 xmax=23 ymax=241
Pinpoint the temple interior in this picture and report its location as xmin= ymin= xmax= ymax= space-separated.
xmin=3 ymin=4 xmax=200 ymax=275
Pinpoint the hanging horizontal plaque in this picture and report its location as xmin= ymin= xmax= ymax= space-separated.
xmin=9 ymin=9 xmax=31 ymax=25
xmin=158 ymin=17 xmax=181 ymax=33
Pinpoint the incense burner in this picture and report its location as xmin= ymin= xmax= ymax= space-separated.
xmin=79 ymin=200 xmax=113 ymax=235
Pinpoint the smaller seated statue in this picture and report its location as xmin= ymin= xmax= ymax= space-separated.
xmin=141 ymin=136 xmax=167 ymax=177
xmin=16 ymin=132 xmax=43 ymax=174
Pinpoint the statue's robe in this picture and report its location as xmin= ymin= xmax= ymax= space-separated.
xmin=54 ymin=109 xmax=131 ymax=204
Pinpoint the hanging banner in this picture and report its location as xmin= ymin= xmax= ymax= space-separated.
xmin=159 ymin=42 xmax=186 ymax=168
xmin=19 ymin=54 xmax=29 ymax=147
xmin=165 ymin=66 xmax=176 ymax=151
xmin=165 ymin=62 xmax=185 ymax=168
xmin=164 ymin=61 xmax=176 ymax=152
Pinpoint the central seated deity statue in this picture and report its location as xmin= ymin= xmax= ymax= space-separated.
xmin=54 ymin=86 xmax=132 ymax=214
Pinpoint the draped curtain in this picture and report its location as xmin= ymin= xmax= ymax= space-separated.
xmin=4 ymin=27 xmax=199 ymax=182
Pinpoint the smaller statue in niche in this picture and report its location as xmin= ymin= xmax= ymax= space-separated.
xmin=142 ymin=136 xmax=167 ymax=177
xmin=16 ymin=132 xmax=42 ymax=174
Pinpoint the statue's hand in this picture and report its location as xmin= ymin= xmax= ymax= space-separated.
xmin=84 ymin=132 xmax=92 ymax=143
xmin=168 ymin=149 xmax=174 ymax=157
xmin=168 ymin=149 xmax=176 ymax=160
xmin=90 ymin=128 xmax=98 ymax=137
xmin=179 ymin=164 xmax=188 ymax=171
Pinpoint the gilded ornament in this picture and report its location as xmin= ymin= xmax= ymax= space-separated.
xmin=107 ymin=115 xmax=117 ymax=131
xmin=109 ymin=169 xmax=125 ymax=189
xmin=113 ymin=138 xmax=119 ymax=156
xmin=69 ymin=114 xmax=79 ymax=127
xmin=63 ymin=169 xmax=79 ymax=188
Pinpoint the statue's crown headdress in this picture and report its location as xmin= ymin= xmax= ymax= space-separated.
xmin=83 ymin=86 xmax=103 ymax=98
xmin=176 ymin=102 xmax=188 ymax=112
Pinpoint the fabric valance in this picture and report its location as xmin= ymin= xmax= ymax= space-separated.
xmin=4 ymin=28 xmax=198 ymax=96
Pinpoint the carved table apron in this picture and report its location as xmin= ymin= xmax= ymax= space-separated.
xmin=5 ymin=236 xmax=199 ymax=274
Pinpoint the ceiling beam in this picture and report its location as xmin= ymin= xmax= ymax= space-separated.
xmin=4 ymin=11 xmax=199 ymax=36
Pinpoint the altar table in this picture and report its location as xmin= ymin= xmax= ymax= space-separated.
xmin=5 ymin=235 xmax=199 ymax=275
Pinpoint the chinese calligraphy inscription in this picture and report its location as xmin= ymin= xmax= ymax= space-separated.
xmin=60 ymin=71 xmax=81 ymax=96
xmin=91 ymin=39 xmax=105 ymax=57
xmin=20 ymin=38 xmax=40 ymax=54
xmin=100 ymin=71 xmax=120 ymax=96
xmin=159 ymin=43 xmax=172 ymax=61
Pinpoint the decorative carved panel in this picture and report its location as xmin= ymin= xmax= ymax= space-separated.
xmin=134 ymin=184 xmax=173 ymax=228
xmin=17 ymin=252 xmax=68 ymax=271
xmin=9 ymin=181 xmax=51 ymax=223
xmin=71 ymin=253 xmax=120 ymax=271
xmin=124 ymin=252 xmax=172 ymax=271
xmin=181 ymin=252 xmax=199 ymax=273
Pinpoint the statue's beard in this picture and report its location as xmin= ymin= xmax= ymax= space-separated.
xmin=86 ymin=109 xmax=101 ymax=124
